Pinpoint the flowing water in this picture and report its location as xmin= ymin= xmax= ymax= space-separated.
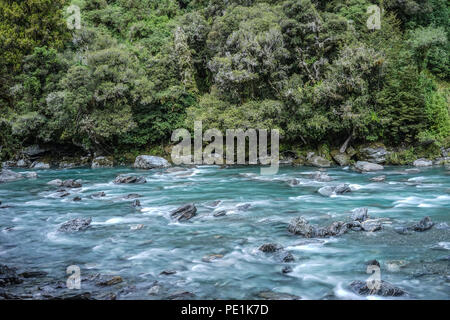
xmin=0 ymin=165 xmax=449 ymax=299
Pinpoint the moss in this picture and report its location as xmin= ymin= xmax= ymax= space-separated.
xmin=386 ymin=148 xmax=417 ymax=165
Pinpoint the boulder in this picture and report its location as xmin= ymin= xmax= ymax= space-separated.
xmin=307 ymin=155 xmax=332 ymax=168
xmin=332 ymin=152 xmax=350 ymax=166
xmin=62 ymin=179 xmax=82 ymax=188
xmin=351 ymin=208 xmax=369 ymax=222
xmin=170 ymin=204 xmax=197 ymax=221
xmin=310 ymin=172 xmax=333 ymax=182
xmin=259 ymin=243 xmax=282 ymax=253
xmin=433 ymin=157 xmax=450 ymax=166
xmin=16 ymin=159 xmax=30 ymax=168
xmin=412 ymin=216 xmax=434 ymax=232
xmin=91 ymin=156 xmax=113 ymax=168
xmin=0 ymin=169 xmax=23 ymax=183
xmin=349 ymin=280 xmax=405 ymax=297
xmin=134 ymin=155 xmax=170 ymax=169
xmin=318 ymin=184 xmax=351 ymax=197
xmin=58 ymin=218 xmax=92 ymax=232
xmin=413 ymin=159 xmax=433 ymax=167
xmin=47 ymin=179 xmax=63 ymax=186
xmin=354 ymin=161 xmax=384 ymax=172
xmin=113 ymin=175 xmax=146 ymax=184
xmin=370 ymin=175 xmax=386 ymax=182
xmin=30 ymin=161 xmax=50 ymax=169
xmin=358 ymin=146 xmax=388 ymax=164
xmin=360 ymin=219 xmax=382 ymax=232
xmin=0 ymin=265 xmax=23 ymax=287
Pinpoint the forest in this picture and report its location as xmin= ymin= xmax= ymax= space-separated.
xmin=0 ymin=0 xmax=449 ymax=164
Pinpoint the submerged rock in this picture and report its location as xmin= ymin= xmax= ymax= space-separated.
xmin=213 ymin=210 xmax=227 ymax=217
xmin=58 ymin=218 xmax=92 ymax=232
xmin=72 ymin=196 xmax=82 ymax=202
xmin=0 ymin=169 xmax=23 ymax=183
xmin=349 ymin=280 xmax=406 ymax=297
xmin=91 ymin=192 xmax=106 ymax=198
xmin=134 ymin=155 xmax=170 ymax=169
xmin=370 ymin=175 xmax=386 ymax=182
xmin=237 ymin=203 xmax=251 ymax=211
xmin=113 ymin=175 xmax=146 ymax=184
xmin=170 ymin=203 xmax=197 ymax=221
xmin=201 ymin=254 xmax=224 ymax=263
xmin=282 ymin=266 xmax=293 ymax=274
xmin=0 ymin=265 xmax=23 ymax=286
xmin=310 ymin=172 xmax=333 ymax=182
xmin=354 ymin=161 xmax=384 ymax=172
xmin=413 ymin=159 xmax=433 ymax=167
xmin=97 ymin=276 xmax=123 ymax=286
xmin=131 ymin=200 xmax=141 ymax=208
xmin=318 ymin=184 xmax=352 ymax=197
xmin=167 ymin=291 xmax=196 ymax=300
xmin=257 ymin=291 xmax=301 ymax=300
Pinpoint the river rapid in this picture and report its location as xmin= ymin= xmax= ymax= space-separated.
xmin=0 ymin=165 xmax=449 ymax=299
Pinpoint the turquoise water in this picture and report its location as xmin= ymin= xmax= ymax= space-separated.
xmin=0 ymin=165 xmax=449 ymax=299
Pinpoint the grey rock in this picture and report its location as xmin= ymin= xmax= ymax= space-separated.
xmin=0 ymin=169 xmax=23 ymax=183
xmin=213 ymin=210 xmax=227 ymax=217
xmin=91 ymin=156 xmax=113 ymax=168
xmin=259 ymin=243 xmax=282 ymax=253
xmin=359 ymin=147 xmax=388 ymax=164
xmin=349 ymin=280 xmax=406 ymax=297
xmin=47 ymin=179 xmax=63 ymax=186
xmin=282 ymin=266 xmax=293 ymax=274
xmin=30 ymin=161 xmax=50 ymax=169
xmin=167 ymin=291 xmax=196 ymax=300
xmin=237 ymin=203 xmax=251 ymax=211
xmin=72 ymin=196 xmax=82 ymax=202
xmin=16 ymin=159 xmax=30 ymax=168
xmin=307 ymin=156 xmax=332 ymax=168
xmin=113 ymin=175 xmax=146 ymax=184
xmin=412 ymin=216 xmax=434 ymax=232
xmin=124 ymin=193 xmax=141 ymax=199
xmin=58 ymin=218 xmax=92 ymax=232
xmin=360 ymin=219 xmax=382 ymax=232
xmin=61 ymin=179 xmax=82 ymax=188
xmin=370 ymin=175 xmax=386 ymax=182
xmin=351 ymin=208 xmax=369 ymax=222
xmin=288 ymin=217 xmax=350 ymax=238
xmin=413 ymin=159 xmax=433 ymax=167
xmin=332 ymin=153 xmax=351 ymax=166
xmin=170 ymin=203 xmax=197 ymax=221
xmin=91 ymin=192 xmax=106 ymax=198
xmin=134 ymin=155 xmax=170 ymax=169
xmin=0 ymin=265 xmax=23 ymax=287
xmin=318 ymin=184 xmax=351 ymax=197
xmin=257 ymin=291 xmax=301 ymax=300
xmin=354 ymin=161 xmax=384 ymax=172
xmin=160 ymin=270 xmax=177 ymax=276
xmin=310 ymin=172 xmax=333 ymax=182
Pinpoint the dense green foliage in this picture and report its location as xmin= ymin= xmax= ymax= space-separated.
xmin=0 ymin=0 xmax=448 ymax=159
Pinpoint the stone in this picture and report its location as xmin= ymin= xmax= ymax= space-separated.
xmin=124 ymin=193 xmax=141 ymax=199
xmin=310 ymin=172 xmax=333 ymax=182
xmin=332 ymin=152 xmax=350 ymax=166
xmin=16 ymin=159 xmax=30 ymax=168
xmin=358 ymin=146 xmax=388 ymax=164
xmin=113 ymin=175 xmax=146 ymax=184
xmin=58 ymin=218 xmax=92 ymax=232
xmin=0 ymin=169 xmax=23 ymax=183
xmin=97 ymin=276 xmax=123 ymax=286
xmin=360 ymin=219 xmax=382 ymax=232
xmin=413 ymin=159 xmax=433 ymax=167
xmin=412 ymin=216 xmax=434 ymax=232
xmin=25 ymin=172 xmax=38 ymax=179
xmin=73 ymin=196 xmax=82 ymax=202
xmin=354 ymin=161 xmax=384 ymax=172
xmin=257 ymin=291 xmax=301 ymax=300
xmin=282 ymin=266 xmax=293 ymax=274
xmin=318 ymin=184 xmax=352 ymax=197
xmin=62 ymin=179 xmax=82 ymax=188
xmin=130 ymin=224 xmax=144 ymax=231
xmin=351 ymin=208 xmax=369 ymax=222
xmin=91 ymin=156 xmax=113 ymax=169
xmin=370 ymin=175 xmax=386 ymax=182
xmin=160 ymin=270 xmax=177 ymax=276
xmin=170 ymin=204 xmax=197 ymax=222
xmin=134 ymin=155 xmax=170 ymax=169
xmin=91 ymin=192 xmax=106 ymax=198
xmin=201 ymin=254 xmax=224 ymax=263
xmin=349 ymin=280 xmax=406 ymax=297
xmin=131 ymin=200 xmax=141 ymax=207
xmin=47 ymin=179 xmax=63 ymax=186
xmin=147 ymin=285 xmax=161 ymax=295
xmin=30 ymin=161 xmax=50 ymax=169
xmin=307 ymin=155 xmax=332 ymax=168
xmin=213 ymin=210 xmax=227 ymax=217
xmin=0 ymin=265 xmax=23 ymax=286
xmin=258 ymin=243 xmax=282 ymax=253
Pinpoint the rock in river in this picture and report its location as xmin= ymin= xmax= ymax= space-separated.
xmin=257 ymin=291 xmax=301 ymax=300
xmin=0 ymin=265 xmax=23 ymax=286
xmin=0 ymin=169 xmax=23 ymax=183
xmin=288 ymin=217 xmax=351 ymax=238
xmin=370 ymin=175 xmax=386 ymax=182
xmin=412 ymin=216 xmax=434 ymax=232
xmin=351 ymin=208 xmax=369 ymax=222
xmin=30 ymin=161 xmax=50 ymax=169
xmin=113 ymin=175 xmax=146 ymax=184
xmin=134 ymin=155 xmax=170 ymax=169
xmin=349 ymin=280 xmax=406 ymax=297
xmin=58 ymin=218 xmax=92 ymax=232
xmin=354 ymin=161 xmax=384 ymax=173
xmin=318 ymin=184 xmax=352 ymax=197
xmin=170 ymin=204 xmax=197 ymax=221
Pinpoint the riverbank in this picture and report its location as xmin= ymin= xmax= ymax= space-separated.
xmin=0 ymin=164 xmax=449 ymax=300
